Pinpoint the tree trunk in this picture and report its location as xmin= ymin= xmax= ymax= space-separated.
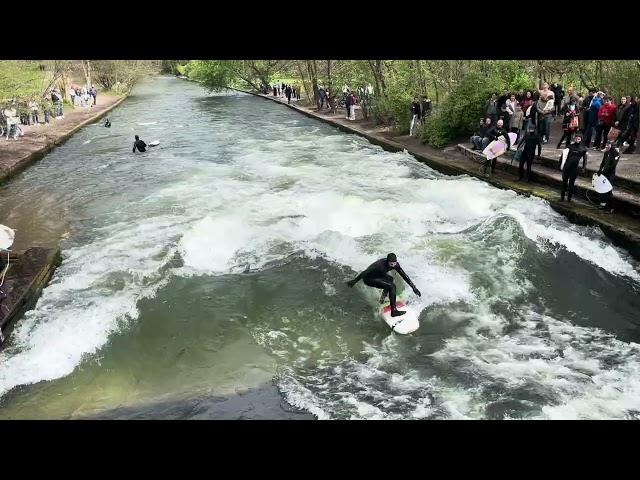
xmin=367 ymin=60 xmax=386 ymax=98
xmin=326 ymin=60 xmax=337 ymax=114
xmin=306 ymin=60 xmax=319 ymax=109
xmin=425 ymin=62 xmax=439 ymax=104
xmin=296 ymin=61 xmax=312 ymax=103
xmin=416 ymin=60 xmax=427 ymax=96
xmin=80 ymin=60 xmax=92 ymax=89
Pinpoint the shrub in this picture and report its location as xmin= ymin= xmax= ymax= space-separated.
xmin=423 ymin=69 xmax=532 ymax=148
xmin=371 ymin=87 xmax=413 ymax=133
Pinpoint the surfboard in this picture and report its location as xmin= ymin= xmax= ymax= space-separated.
xmin=148 ymin=140 xmax=160 ymax=147
xmin=380 ymin=297 xmax=420 ymax=334
xmin=482 ymin=132 xmax=518 ymax=160
xmin=561 ymin=148 xmax=569 ymax=170
xmin=0 ymin=224 xmax=15 ymax=250
xmin=592 ymin=173 xmax=613 ymax=194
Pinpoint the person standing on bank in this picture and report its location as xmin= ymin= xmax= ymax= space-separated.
xmin=597 ymin=144 xmax=620 ymax=212
xmin=285 ymin=85 xmax=292 ymax=105
xmin=560 ymin=133 xmax=588 ymax=202
xmin=557 ymin=97 xmax=579 ymax=149
xmin=519 ymin=125 xmax=542 ymax=182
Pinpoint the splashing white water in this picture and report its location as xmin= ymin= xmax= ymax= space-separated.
xmin=0 ymin=79 xmax=638 ymax=421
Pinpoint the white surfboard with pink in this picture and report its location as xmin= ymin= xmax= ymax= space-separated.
xmin=482 ymin=132 xmax=518 ymax=160
xmin=380 ymin=297 xmax=420 ymax=334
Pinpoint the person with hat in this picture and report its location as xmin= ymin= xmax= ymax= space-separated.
xmin=347 ymin=253 xmax=422 ymax=318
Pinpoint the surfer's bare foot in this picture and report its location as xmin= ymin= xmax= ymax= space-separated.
xmin=391 ymin=309 xmax=406 ymax=317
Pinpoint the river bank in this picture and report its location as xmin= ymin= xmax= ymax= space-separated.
xmin=245 ymin=89 xmax=640 ymax=260
xmin=1 ymin=77 xmax=639 ymax=420
xmin=0 ymin=93 xmax=128 ymax=348
xmin=0 ymin=93 xmax=127 ymax=186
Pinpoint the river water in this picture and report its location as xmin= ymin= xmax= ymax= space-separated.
xmin=0 ymin=76 xmax=639 ymax=420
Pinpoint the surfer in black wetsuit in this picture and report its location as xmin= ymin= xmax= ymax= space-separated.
xmin=347 ymin=253 xmax=421 ymax=317
xmin=104 ymin=118 xmax=111 ymax=128
xmin=560 ymin=133 xmax=588 ymax=202
xmin=133 ymin=135 xmax=147 ymax=153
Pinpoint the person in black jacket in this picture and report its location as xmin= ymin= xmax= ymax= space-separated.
xmin=614 ymin=96 xmax=630 ymax=124
xmin=497 ymin=90 xmax=509 ymax=122
xmin=344 ymin=91 xmax=352 ymax=119
xmin=620 ymin=96 xmax=638 ymax=153
xmin=557 ymin=99 xmax=578 ymax=149
xmin=132 ymin=135 xmax=147 ymax=153
xmin=486 ymin=93 xmax=498 ymax=125
xmin=519 ymin=125 xmax=542 ymax=182
xmin=597 ymin=145 xmax=620 ymax=211
xmin=471 ymin=118 xmax=491 ymax=150
xmin=420 ymin=96 xmax=432 ymax=119
xmin=560 ymin=133 xmax=588 ymax=202
xmin=347 ymin=253 xmax=421 ymax=317
xmin=551 ymin=83 xmax=564 ymax=118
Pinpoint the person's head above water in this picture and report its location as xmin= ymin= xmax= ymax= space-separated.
xmin=387 ymin=253 xmax=397 ymax=267
xmin=135 ymin=135 xmax=139 ymax=141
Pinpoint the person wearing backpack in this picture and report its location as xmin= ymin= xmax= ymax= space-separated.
xmin=557 ymin=98 xmax=579 ymax=149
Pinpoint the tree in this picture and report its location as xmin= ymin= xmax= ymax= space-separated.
xmin=185 ymin=60 xmax=288 ymax=92
xmin=368 ymin=60 xmax=386 ymax=97
xmin=92 ymin=61 xmax=153 ymax=93
xmin=79 ymin=60 xmax=92 ymax=88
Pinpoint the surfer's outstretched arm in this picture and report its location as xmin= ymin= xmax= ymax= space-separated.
xmin=347 ymin=270 xmax=364 ymax=287
xmin=394 ymin=264 xmax=421 ymax=297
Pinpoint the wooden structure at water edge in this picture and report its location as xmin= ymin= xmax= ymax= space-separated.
xmin=0 ymin=247 xmax=61 ymax=348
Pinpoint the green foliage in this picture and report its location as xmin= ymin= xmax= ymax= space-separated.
xmin=0 ymin=61 xmax=46 ymax=101
xmin=185 ymin=61 xmax=237 ymax=91
xmin=371 ymin=86 xmax=413 ymax=133
xmin=93 ymin=61 xmax=152 ymax=93
xmin=423 ymin=73 xmax=503 ymax=148
xmin=494 ymin=61 xmax=533 ymax=92
xmin=176 ymin=64 xmax=187 ymax=76
xmin=160 ymin=60 xmax=186 ymax=74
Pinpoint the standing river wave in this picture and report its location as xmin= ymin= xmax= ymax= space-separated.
xmin=0 ymin=76 xmax=639 ymax=419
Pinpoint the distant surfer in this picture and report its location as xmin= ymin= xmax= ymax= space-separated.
xmin=347 ymin=253 xmax=421 ymax=317
xmin=104 ymin=118 xmax=111 ymax=128
xmin=132 ymin=135 xmax=147 ymax=152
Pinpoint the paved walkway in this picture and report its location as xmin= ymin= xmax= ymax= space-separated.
xmin=0 ymin=93 xmax=126 ymax=184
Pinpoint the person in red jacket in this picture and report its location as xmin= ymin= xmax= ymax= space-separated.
xmin=593 ymin=96 xmax=617 ymax=150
